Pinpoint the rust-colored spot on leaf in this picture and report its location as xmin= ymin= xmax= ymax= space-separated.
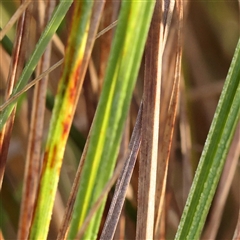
xmin=69 ymin=60 xmax=82 ymax=101
xmin=62 ymin=119 xmax=70 ymax=139
xmin=50 ymin=145 xmax=57 ymax=169
xmin=69 ymin=85 xmax=77 ymax=102
xmin=41 ymin=150 xmax=49 ymax=175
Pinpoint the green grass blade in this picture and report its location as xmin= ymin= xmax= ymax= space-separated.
xmin=28 ymin=1 xmax=94 ymax=239
xmin=68 ymin=1 xmax=155 ymax=239
xmin=0 ymin=0 xmax=72 ymax=130
xmin=174 ymin=38 xmax=240 ymax=239
xmin=0 ymin=27 xmax=13 ymax=55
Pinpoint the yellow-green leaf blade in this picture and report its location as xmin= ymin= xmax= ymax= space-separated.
xmin=29 ymin=1 xmax=94 ymax=239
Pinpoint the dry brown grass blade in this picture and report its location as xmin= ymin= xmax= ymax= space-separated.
xmin=233 ymin=207 xmax=240 ymax=240
xmin=100 ymin=103 xmax=142 ymax=240
xmin=0 ymin=2 xmax=31 ymax=190
xmin=202 ymin=122 xmax=240 ymax=239
xmin=112 ymin=115 xmax=130 ymax=240
xmin=0 ymin=111 xmax=16 ymax=189
xmin=162 ymin=0 xmax=175 ymax=51
xmin=136 ymin=2 xmax=163 ymax=239
xmin=52 ymin=34 xmax=65 ymax=56
xmin=179 ymin=79 xmax=192 ymax=203
xmin=17 ymin=1 xmax=56 ymax=239
xmin=97 ymin=20 xmax=118 ymax=43
xmin=154 ymin=0 xmax=183 ymax=238
xmin=0 ymin=0 xmax=32 ymax=41
xmin=89 ymin=58 xmax=99 ymax=96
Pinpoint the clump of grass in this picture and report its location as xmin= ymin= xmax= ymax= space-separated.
xmin=0 ymin=1 xmax=239 ymax=239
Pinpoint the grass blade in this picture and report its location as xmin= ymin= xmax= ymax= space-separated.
xmin=29 ymin=1 xmax=96 ymax=238
xmin=154 ymin=0 xmax=182 ymax=237
xmin=68 ymin=2 xmax=155 ymax=239
xmin=202 ymin=123 xmax=240 ymax=239
xmin=0 ymin=0 xmax=73 ymax=130
xmin=136 ymin=2 xmax=163 ymax=238
xmin=174 ymin=38 xmax=240 ymax=240
xmin=0 ymin=4 xmax=31 ymax=190
xmin=100 ymin=103 xmax=142 ymax=240
xmin=17 ymin=1 xmax=56 ymax=238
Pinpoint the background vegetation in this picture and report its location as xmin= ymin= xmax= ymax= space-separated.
xmin=0 ymin=0 xmax=239 ymax=239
